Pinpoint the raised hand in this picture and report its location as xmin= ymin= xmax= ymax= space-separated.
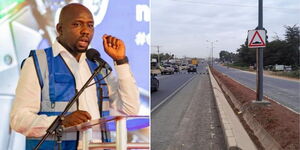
xmin=102 ymin=34 xmax=126 ymax=60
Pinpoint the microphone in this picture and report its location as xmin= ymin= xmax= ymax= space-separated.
xmin=86 ymin=48 xmax=112 ymax=71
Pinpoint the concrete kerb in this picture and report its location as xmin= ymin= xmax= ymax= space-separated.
xmin=208 ymin=67 xmax=257 ymax=150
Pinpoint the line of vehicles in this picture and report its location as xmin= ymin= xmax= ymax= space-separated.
xmin=151 ymin=58 xmax=202 ymax=92
xmin=151 ymin=58 xmax=199 ymax=75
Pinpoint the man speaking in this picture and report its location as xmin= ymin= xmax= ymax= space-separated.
xmin=10 ymin=3 xmax=139 ymax=149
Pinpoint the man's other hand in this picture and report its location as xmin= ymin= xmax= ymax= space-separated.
xmin=102 ymin=34 xmax=126 ymax=60
xmin=62 ymin=110 xmax=91 ymax=128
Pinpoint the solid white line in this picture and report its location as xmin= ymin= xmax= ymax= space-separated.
xmin=151 ymin=75 xmax=197 ymax=112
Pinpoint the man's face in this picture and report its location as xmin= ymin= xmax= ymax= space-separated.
xmin=58 ymin=7 xmax=94 ymax=53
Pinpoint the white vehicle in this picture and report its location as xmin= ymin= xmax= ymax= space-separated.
xmin=180 ymin=64 xmax=188 ymax=70
xmin=274 ymin=64 xmax=284 ymax=71
xmin=151 ymin=59 xmax=161 ymax=75
xmin=161 ymin=64 xmax=174 ymax=75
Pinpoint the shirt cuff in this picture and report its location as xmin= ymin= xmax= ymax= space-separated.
xmin=114 ymin=64 xmax=132 ymax=79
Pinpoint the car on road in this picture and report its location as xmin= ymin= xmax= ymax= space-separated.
xmin=187 ymin=65 xmax=197 ymax=73
xmin=161 ymin=64 xmax=174 ymax=75
xmin=151 ymin=74 xmax=159 ymax=92
xmin=180 ymin=64 xmax=188 ymax=70
xmin=151 ymin=60 xmax=161 ymax=75
xmin=173 ymin=65 xmax=179 ymax=72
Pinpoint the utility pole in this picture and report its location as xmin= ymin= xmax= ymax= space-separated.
xmin=152 ymin=45 xmax=161 ymax=66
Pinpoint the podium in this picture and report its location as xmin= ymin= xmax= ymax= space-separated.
xmin=66 ymin=116 xmax=150 ymax=150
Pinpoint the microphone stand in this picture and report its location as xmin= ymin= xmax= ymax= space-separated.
xmin=34 ymin=61 xmax=106 ymax=150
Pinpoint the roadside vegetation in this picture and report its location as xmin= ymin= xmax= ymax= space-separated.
xmin=270 ymin=70 xmax=300 ymax=79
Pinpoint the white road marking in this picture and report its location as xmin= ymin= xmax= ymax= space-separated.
xmin=151 ymin=75 xmax=196 ymax=112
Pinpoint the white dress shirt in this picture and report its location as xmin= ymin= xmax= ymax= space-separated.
xmin=10 ymin=40 xmax=139 ymax=137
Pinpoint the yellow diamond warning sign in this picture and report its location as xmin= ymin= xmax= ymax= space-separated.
xmin=248 ymin=30 xmax=266 ymax=48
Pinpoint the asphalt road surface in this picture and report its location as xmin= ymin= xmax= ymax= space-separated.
xmin=151 ymin=64 xmax=226 ymax=150
xmin=151 ymin=64 xmax=207 ymax=109
xmin=213 ymin=64 xmax=300 ymax=113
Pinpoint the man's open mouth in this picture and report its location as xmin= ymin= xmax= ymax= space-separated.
xmin=78 ymin=38 xmax=89 ymax=47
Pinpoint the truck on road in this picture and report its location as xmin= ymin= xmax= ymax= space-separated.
xmin=191 ymin=58 xmax=198 ymax=66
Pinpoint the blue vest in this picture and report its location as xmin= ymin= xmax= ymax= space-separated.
xmin=23 ymin=47 xmax=111 ymax=150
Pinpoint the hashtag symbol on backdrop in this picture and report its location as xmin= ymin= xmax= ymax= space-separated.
xmin=135 ymin=32 xmax=150 ymax=46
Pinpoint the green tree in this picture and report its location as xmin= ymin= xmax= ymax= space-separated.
xmin=284 ymin=25 xmax=299 ymax=67
xmin=219 ymin=50 xmax=238 ymax=63
xmin=151 ymin=53 xmax=174 ymax=62
xmin=236 ymin=40 xmax=256 ymax=66
xmin=264 ymin=39 xmax=286 ymax=66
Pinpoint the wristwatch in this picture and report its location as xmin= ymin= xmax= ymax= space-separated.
xmin=115 ymin=56 xmax=129 ymax=65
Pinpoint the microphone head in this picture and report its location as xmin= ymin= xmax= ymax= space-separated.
xmin=86 ymin=48 xmax=100 ymax=62
xmin=86 ymin=48 xmax=112 ymax=71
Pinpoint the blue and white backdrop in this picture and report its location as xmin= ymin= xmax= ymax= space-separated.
xmin=0 ymin=0 xmax=149 ymax=149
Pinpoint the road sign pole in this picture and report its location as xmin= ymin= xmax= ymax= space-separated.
xmin=258 ymin=0 xmax=263 ymax=29
xmin=256 ymin=0 xmax=263 ymax=101
xmin=256 ymin=48 xmax=263 ymax=101
xmin=248 ymin=0 xmax=269 ymax=104
xmin=254 ymin=0 xmax=270 ymax=105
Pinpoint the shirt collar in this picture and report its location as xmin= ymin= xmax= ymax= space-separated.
xmin=52 ymin=40 xmax=67 ymax=57
xmin=52 ymin=40 xmax=86 ymax=62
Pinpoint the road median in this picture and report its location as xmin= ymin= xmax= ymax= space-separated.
xmin=209 ymin=67 xmax=299 ymax=150
xmin=208 ymin=67 xmax=257 ymax=150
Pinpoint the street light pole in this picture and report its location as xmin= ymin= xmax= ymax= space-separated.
xmin=157 ymin=46 xmax=160 ymax=66
xmin=211 ymin=42 xmax=213 ymax=67
xmin=207 ymin=40 xmax=218 ymax=68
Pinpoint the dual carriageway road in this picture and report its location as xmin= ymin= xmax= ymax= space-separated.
xmin=151 ymin=63 xmax=299 ymax=149
xmin=151 ymin=64 xmax=226 ymax=150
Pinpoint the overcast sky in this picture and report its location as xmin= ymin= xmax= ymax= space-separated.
xmin=151 ymin=0 xmax=300 ymax=59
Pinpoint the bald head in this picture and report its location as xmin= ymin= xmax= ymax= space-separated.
xmin=56 ymin=3 xmax=95 ymax=61
xmin=59 ymin=3 xmax=93 ymax=24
